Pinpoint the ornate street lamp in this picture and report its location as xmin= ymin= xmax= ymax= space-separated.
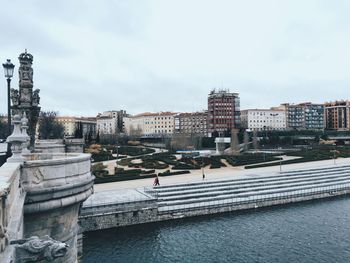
xmin=2 ymin=59 xmax=15 ymax=156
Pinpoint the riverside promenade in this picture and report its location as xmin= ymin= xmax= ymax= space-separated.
xmin=80 ymin=158 xmax=350 ymax=232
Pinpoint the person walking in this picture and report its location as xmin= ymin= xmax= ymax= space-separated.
xmin=202 ymin=172 xmax=205 ymax=181
xmin=153 ymin=176 xmax=160 ymax=186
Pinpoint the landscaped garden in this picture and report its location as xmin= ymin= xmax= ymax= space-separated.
xmin=245 ymin=146 xmax=350 ymax=169
xmin=89 ymin=143 xmax=350 ymax=183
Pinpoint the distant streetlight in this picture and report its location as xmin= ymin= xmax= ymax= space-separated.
xmin=2 ymin=59 xmax=15 ymax=157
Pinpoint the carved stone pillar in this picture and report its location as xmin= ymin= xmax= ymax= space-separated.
xmin=11 ymin=51 xmax=40 ymax=149
xmin=21 ymin=112 xmax=30 ymax=155
xmin=6 ymin=115 xmax=26 ymax=163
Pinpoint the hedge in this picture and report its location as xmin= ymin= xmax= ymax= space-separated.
xmin=94 ymin=173 xmax=156 ymax=184
xmin=245 ymin=156 xmax=332 ymax=169
xmin=91 ymin=151 xmax=116 ymax=162
xmin=158 ymin=170 xmax=191 ymax=176
xmin=116 ymin=146 xmax=155 ymax=156
xmin=173 ymin=162 xmax=200 ymax=170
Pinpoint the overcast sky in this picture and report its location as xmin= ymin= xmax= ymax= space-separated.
xmin=1 ymin=0 xmax=350 ymax=116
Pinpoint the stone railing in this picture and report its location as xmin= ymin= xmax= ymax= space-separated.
xmin=22 ymin=153 xmax=94 ymax=213
xmin=0 ymin=163 xmax=25 ymax=263
xmin=34 ymin=138 xmax=85 ymax=154
xmin=20 ymin=152 xmax=94 ymax=263
xmin=34 ymin=139 xmax=65 ymax=153
xmin=65 ymin=138 xmax=84 ymax=153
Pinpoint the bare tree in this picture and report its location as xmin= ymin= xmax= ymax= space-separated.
xmin=38 ymin=111 xmax=64 ymax=139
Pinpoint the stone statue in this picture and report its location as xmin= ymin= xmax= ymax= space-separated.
xmin=18 ymin=51 xmax=34 ymax=87
xmin=32 ymin=89 xmax=40 ymax=106
xmin=11 ymin=235 xmax=68 ymax=263
xmin=10 ymin=88 xmax=19 ymax=106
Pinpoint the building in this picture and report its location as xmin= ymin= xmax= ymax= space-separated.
xmin=240 ymin=109 xmax=286 ymax=131
xmin=324 ymin=100 xmax=350 ymax=130
xmin=56 ymin=116 xmax=97 ymax=138
xmin=124 ymin=112 xmax=177 ymax=137
xmin=208 ymin=89 xmax=240 ymax=135
xmin=96 ymin=110 xmax=128 ymax=134
xmin=174 ymin=111 xmax=208 ymax=136
xmin=284 ymin=103 xmax=324 ymax=130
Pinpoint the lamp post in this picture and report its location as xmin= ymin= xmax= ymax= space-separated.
xmin=2 ymin=59 xmax=15 ymax=157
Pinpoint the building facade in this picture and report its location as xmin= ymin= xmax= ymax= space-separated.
xmin=240 ymin=109 xmax=286 ymax=131
xmin=174 ymin=111 xmax=208 ymax=136
xmin=56 ymin=116 xmax=97 ymax=138
xmin=208 ymin=89 xmax=240 ymax=135
xmin=285 ymin=103 xmax=324 ymax=130
xmin=124 ymin=112 xmax=177 ymax=137
xmin=325 ymin=100 xmax=350 ymax=130
xmin=96 ymin=110 xmax=128 ymax=134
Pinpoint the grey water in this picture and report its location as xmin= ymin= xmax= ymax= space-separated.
xmin=83 ymin=197 xmax=350 ymax=263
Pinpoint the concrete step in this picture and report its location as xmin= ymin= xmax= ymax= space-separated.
xmin=155 ymin=169 xmax=350 ymax=195
xmin=279 ymin=165 xmax=350 ymax=175
xmin=158 ymin=183 xmax=350 ymax=213
xmin=154 ymin=165 xmax=350 ymax=191
xmin=158 ymin=173 xmax=350 ymax=202
xmin=158 ymin=180 xmax=350 ymax=209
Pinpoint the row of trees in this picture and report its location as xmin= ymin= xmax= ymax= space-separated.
xmin=0 ymin=111 xmax=64 ymax=140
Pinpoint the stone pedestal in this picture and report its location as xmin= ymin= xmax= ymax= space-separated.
xmin=21 ymin=153 xmax=94 ymax=263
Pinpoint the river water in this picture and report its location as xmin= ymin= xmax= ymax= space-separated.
xmin=83 ymin=196 xmax=350 ymax=263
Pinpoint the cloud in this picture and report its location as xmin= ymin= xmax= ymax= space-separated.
xmin=1 ymin=0 xmax=350 ymax=117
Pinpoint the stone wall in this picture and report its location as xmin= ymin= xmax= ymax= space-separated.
xmin=80 ymin=185 xmax=350 ymax=232
xmin=0 ymin=163 xmax=25 ymax=263
xmin=80 ymin=199 xmax=158 ymax=232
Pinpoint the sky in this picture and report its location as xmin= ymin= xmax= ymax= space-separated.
xmin=1 ymin=0 xmax=350 ymax=116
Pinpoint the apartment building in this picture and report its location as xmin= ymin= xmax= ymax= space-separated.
xmin=96 ymin=110 xmax=128 ymax=134
xmin=284 ymin=103 xmax=324 ymax=130
xmin=174 ymin=111 xmax=208 ymax=136
xmin=56 ymin=116 xmax=97 ymax=138
xmin=324 ymin=100 xmax=350 ymax=130
xmin=208 ymin=89 xmax=240 ymax=135
xmin=124 ymin=112 xmax=177 ymax=137
xmin=240 ymin=109 xmax=286 ymax=131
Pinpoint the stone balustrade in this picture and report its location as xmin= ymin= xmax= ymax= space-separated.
xmin=34 ymin=139 xmax=66 ymax=153
xmin=0 ymin=163 xmax=25 ymax=263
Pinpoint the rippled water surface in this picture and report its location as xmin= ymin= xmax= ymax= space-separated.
xmin=83 ymin=197 xmax=350 ymax=263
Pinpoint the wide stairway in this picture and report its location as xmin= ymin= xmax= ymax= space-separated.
xmin=149 ymin=165 xmax=350 ymax=214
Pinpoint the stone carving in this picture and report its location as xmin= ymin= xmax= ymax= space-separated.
xmin=32 ymin=89 xmax=40 ymax=106
xmin=10 ymin=88 xmax=19 ymax=106
xmin=20 ymin=88 xmax=31 ymax=104
xmin=11 ymin=235 xmax=68 ymax=263
xmin=18 ymin=51 xmax=34 ymax=87
xmin=0 ymin=225 xmax=9 ymax=253
xmin=31 ymin=168 xmax=44 ymax=185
